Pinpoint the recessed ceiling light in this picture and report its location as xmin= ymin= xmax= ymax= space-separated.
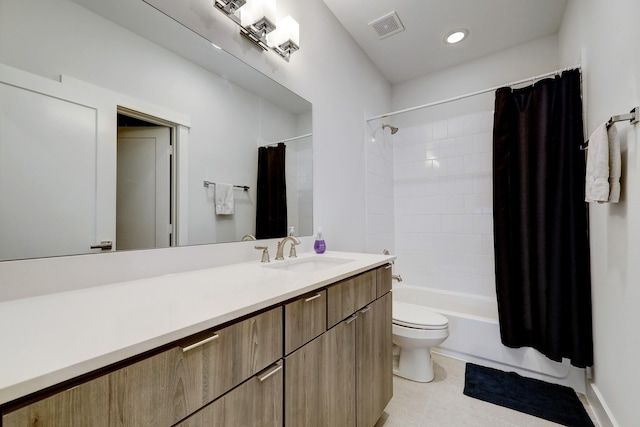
xmin=445 ymin=29 xmax=468 ymax=44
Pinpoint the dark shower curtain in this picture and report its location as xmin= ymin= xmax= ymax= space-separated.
xmin=256 ymin=143 xmax=287 ymax=239
xmin=492 ymin=69 xmax=593 ymax=367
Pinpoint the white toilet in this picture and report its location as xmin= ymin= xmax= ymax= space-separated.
xmin=392 ymin=301 xmax=449 ymax=382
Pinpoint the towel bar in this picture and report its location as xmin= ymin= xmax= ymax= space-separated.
xmin=606 ymin=106 xmax=638 ymax=128
xmin=580 ymin=106 xmax=638 ymax=150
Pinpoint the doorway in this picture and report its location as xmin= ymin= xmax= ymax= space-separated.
xmin=116 ymin=108 xmax=177 ymax=250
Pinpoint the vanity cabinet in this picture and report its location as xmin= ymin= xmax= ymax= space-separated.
xmin=285 ymin=265 xmax=393 ymax=427
xmin=2 ymin=263 xmax=392 ymax=427
xmin=2 ymin=307 xmax=282 ymax=427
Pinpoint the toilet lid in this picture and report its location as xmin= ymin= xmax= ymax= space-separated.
xmin=393 ymin=301 xmax=448 ymax=330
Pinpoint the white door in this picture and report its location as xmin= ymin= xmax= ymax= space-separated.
xmin=0 ymin=80 xmax=103 ymax=261
xmin=116 ymin=127 xmax=172 ymax=250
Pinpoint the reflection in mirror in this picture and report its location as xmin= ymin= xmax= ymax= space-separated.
xmin=0 ymin=0 xmax=312 ymax=261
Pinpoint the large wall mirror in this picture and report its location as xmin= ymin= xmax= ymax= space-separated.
xmin=0 ymin=0 xmax=312 ymax=261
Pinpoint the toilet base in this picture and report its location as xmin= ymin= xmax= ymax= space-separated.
xmin=393 ymin=346 xmax=435 ymax=382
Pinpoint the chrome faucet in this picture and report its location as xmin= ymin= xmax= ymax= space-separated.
xmin=275 ymin=236 xmax=301 ymax=260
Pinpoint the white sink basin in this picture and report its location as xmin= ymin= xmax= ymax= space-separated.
xmin=264 ymin=256 xmax=353 ymax=273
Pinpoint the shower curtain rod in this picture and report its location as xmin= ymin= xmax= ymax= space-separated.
xmin=365 ymin=65 xmax=582 ymax=122
xmin=260 ymin=133 xmax=312 ymax=147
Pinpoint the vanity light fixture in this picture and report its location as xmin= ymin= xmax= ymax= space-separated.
xmin=268 ymin=15 xmax=300 ymax=60
xmin=214 ymin=0 xmax=246 ymax=24
xmin=213 ymin=0 xmax=300 ymax=62
xmin=445 ymin=29 xmax=468 ymax=44
xmin=241 ymin=0 xmax=277 ymax=37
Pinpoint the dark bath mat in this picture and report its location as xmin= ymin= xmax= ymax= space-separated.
xmin=463 ymin=363 xmax=594 ymax=426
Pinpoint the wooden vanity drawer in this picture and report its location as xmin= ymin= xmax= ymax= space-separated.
xmin=179 ymin=306 xmax=283 ymax=407
xmin=2 ymin=307 xmax=283 ymax=427
xmin=284 ymin=290 xmax=327 ymax=354
xmin=2 ymin=376 xmax=110 ymax=427
xmin=377 ymin=264 xmax=393 ymax=297
xmin=327 ymin=269 xmax=376 ymax=328
xmin=108 ymin=307 xmax=283 ymax=424
xmin=175 ymin=361 xmax=283 ymax=427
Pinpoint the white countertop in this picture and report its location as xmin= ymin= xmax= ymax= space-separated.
xmin=0 ymin=251 xmax=394 ymax=406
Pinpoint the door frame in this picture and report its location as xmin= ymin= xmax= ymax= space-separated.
xmin=117 ymin=107 xmax=179 ymax=247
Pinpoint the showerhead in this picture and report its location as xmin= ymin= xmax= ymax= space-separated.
xmin=382 ymin=124 xmax=399 ymax=134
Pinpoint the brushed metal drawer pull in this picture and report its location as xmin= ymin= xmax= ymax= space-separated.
xmin=345 ymin=314 xmax=358 ymax=324
xmin=358 ymin=306 xmax=371 ymax=314
xmin=304 ymin=293 xmax=322 ymax=302
xmin=181 ymin=333 xmax=219 ymax=352
xmin=385 ymin=264 xmax=392 ymax=270
xmin=258 ymin=363 xmax=283 ymax=382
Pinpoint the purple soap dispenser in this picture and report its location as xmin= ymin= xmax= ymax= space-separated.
xmin=314 ymin=227 xmax=326 ymax=254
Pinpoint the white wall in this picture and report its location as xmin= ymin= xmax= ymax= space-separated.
xmin=392 ymin=35 xmax=560 ymax=118
xmin=0 ymin=0 xmax=390 ymax=300
xmin=559 ymin=1 xmax=640 ymax=425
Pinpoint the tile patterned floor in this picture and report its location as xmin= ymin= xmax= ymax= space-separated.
xmin=375 ymin=353 xmax=598 ymax=427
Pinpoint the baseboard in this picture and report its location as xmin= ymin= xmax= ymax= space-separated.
xmin=586 ymin=382 xmax=618 ymax=427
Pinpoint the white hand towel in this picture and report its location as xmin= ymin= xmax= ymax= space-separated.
xmin=607 ymin=124 xmax=621 ymax=203
xmin=585 ymin=123 xmax=611 ymax=203
xmin=215 ymin=183 xmax=235 ymax=215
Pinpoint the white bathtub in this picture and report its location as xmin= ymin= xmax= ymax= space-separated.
xmin=393 ymin=284 xmax=587 ymax=393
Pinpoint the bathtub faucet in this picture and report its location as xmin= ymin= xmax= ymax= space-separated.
xmin=392 ymin=274 xmax=403 ymax=283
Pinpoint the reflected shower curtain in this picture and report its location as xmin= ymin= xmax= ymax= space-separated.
xmin=492 ymin=69 xmax=593 ymax=367
xmin=256 ymin=143 xmax=287 ymax=239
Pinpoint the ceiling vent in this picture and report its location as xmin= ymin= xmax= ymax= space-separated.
xmin=368 ymin=11 xmax=405 ymax=39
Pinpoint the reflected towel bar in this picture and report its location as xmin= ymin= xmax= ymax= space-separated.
xmin=203 ymin=181 xmax=249 ymax=191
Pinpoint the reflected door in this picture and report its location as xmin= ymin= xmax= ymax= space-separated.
xmin=116 ymin=127 xmax=172 ymax=250
xmin=0 ymin=82 xmax=99 ymax=261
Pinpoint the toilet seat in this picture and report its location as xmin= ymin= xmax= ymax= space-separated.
xmin=393 ymin=301 xmax=448 ymax=330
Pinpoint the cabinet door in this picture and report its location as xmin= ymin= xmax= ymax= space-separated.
xmin=324 ymin=317 xmax=357 ymax=427
xmin=327 ymin=270 xmax=376 ymax=328
xmin=176 ymin=362 xmax=283 ymax=427
xmin=284 ymin=290 xmax=327 ymax=355
xmin=284 ymin=318 xmax=356 ymax=427
xmin=356 ymin=293 xmax=393 ymax=427
xmin=284 ymin=334 xmax=327 ymax=426
xmin=2 ymin=376 xmax=110 ymax=427
xmin=376 ymin=264 xmax=393 ymax=297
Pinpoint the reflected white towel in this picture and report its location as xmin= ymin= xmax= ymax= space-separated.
xmin=215 ymin=183 xmax=234 ymax=215
xmin=585 ymin=123 xmax=616 ymax=203
xmin=607 ymin=124 xmax=621 ymax=203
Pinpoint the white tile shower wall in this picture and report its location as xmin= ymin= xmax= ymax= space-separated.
xmin=393 ymin=110 xmax=496 ymax=298
xmin=366 ymin=132 xmax=395 ymax=255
